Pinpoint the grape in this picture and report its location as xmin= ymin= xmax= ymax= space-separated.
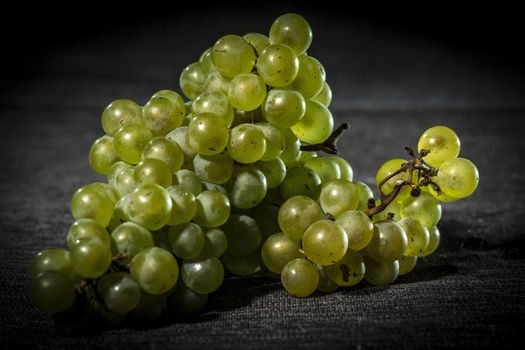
xmin=373 ymin=200 xmax=402 ymax=222
xmin=375 ymin=158 xmax=413 ymax=201
xmin=97 ymin=272 xmax=141 ymax=314
xmin=222 ymin=252 xmax=261 ymax=276
xmin=201 ymin=182 xmax=228 ymax=195
xmin=181 ymin=257 xmax=224 ymax=294
xmin=255 ymin=122 xmax=285 ymax=161
xmin=142 ymin=96 xmax=184 ymax=136
xmin=299 ymin=151 xmax=317 ymax=164
xmin=195 ymin=228 xmax=228 ymax=260
xmin=418 ymin=125 xmax=461 ymax=167
xmin=319 ymin=179 xmax=359 ymax=217
xmin=278 ymin=195 xmax=323 ymax=240
xmin=400 ymin=192 xmax=442 ymax=229
xmin=212 ymin=34 xmax=256 ymax=78
xmin=67 ymin=218 xmax=110 ymax=250
xmin=188 ymin=113 xmax=229 ymax=156
xmin=166 ymin=185 xmax=197 ymax=226
xmin=256 ymin=44 xmax=299 ymax=87
xmin=71 ymin=183 xmax=115 ymax=227
xmin=279 ymin=129 xmax=302 ymax=166
xmin=420 ymin=226 xmax=440 ymax=257
xmin=127 ymin=184 xmax=172 ymax=231
xmin=355 ymin=181 xmax=374 ymax=211
xmin=179 ymin=62 xmax=206 ymax=100
xmin=167 ymin=280 xmax=208 ymax=317
xmin=330 ymin=156 xmax=353 ymax=181
xmin=28 ymin=249 xmax=76 ymax=282
xmin=425 ymin=185 xmax=459 ymax=203
xmin=193 ymin=153 xmax=233 ymax=185
xmin=232 ymin=108 xmax=261 ymax=126
xmin=168 ymin=223 xmax=205 ymax=260
xmin=222 ymin=215 xmax=262 ymax=257
xmin=291 ymin=100 xmax=333 ymax=144
xmin=363 ymin=254 xmax=399 ymax=286
xmin=250 ymin=158 xmax=286 ymax=188
xmin=243 ymin=32 xmax=270 ymax=55
xmin=366 ymin=221 xmax=407 ymax=263
xmin=89 ymin=182 xmax=118 ymax=203
xmin=199 ymin=47 xmax=216 ymax=75
xmin=398 ymin=218 xmax=430 ymax=257
xmin=141 ymin=137 xmax=184 ymax=173
xmin=31 ymin=271 xmax=76 ymax=313
xmin=281 ymin=258 xmax=319 ymax=298
xmin=192 ymin=92 xmax=234 ymax=127
xmin=130 ymin=247 xmax=179 ymax=295
xmin=312 ymin=82 xmax=332 ymax=107
xmin=107 ymin=161 xmax=132 ymax=188
xmin=436 ymin=158 xmax=479 ymax=199
xmin=166 ymin=126 xmax=197 ymax=168
xmin=127 ymin=291 xmax=167 ymax=325
xmin=261 ymin=232 xmax=301 ymax=273
xmin=269 ymin=13 xmax=312 ymax=56
xmin=151 ymin=90 xmax=186 ymax=115
xmin=89 ymin=135 xmax=119 ymax=175
xmin=108 ymin=194 xmax=131 ymax=230
xmin=280 ymin=166 xmax=321 ymax=200
xmin=110 ymin=222 xmax=154 ymax=263
xmin=302 ymin=220 xmax=348 ymax=266
xmin=101 ymin=99 xmax=143 ymax=136
xmin=113 ymin=167 xmax=136 ymax=198
xmin=192 ymin=190 xmax=231 ymax=227
xmin=113 ymin=125 xmax=154 ymax=165
xmin=70 ymin=237 xmax=112 ymax=278
xmin=304 ymin=157 xmax=341 ymax=182
xmin=227 ymin=168 xmax=267 ymax=209
xmin=325 ymin=249 xmax=365 ymax=287
xmin=261 ymin=89 xmax=306 ymax=129
xmin=316 ymin=265 xmax=339 ymax=293
xmin=398 ymin=256 xmax=417 ymax=275
xmin=134 ymin=158 xmax=173 ymax=188
xmin=172 ymin=169 xmax=202 ymax=195
xmin=228 ymin=73 xmax=267 ymax=111
xmin=203 ymin=71 xmax=231 ymax=96
xmin=285 ymin=55 xmax=325 ymax=99
xmin=228 ymin=123 xmax=267 ymax=164
xmin=335 ymin=210 xmax=374 ymax=251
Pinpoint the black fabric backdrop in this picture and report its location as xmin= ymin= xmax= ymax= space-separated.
xmin=1 ymin=5 xmax=524 ymax=349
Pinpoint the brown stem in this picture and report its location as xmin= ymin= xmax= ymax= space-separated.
xmin=300 ymin=123 xmax=350 ymax=154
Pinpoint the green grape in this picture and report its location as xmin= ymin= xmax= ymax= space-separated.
xmin=222 ymin=252 xmax=261 ymax=276
xmin=151 ymin=90 xmax=186 ymax=115
xmin=168 ymin=223 xmax=205 ymax=260
xmin=211 ymin=34 xmax=256 ymax=78
xmin=181 ymin=257 xmax=224 ymax=294
xmin=113 ymin=124 xmax=154 ymax=164
xmin=199 ymin=47 xmax=216 ymax=75
xmin=255 ymin=122 xmax=285 ymax=161
xmin=366 ymin=221 xmax=407 ymax=263
xmin=127 ymin=291 xmax=167 ymax=325
xmin=436 ymin=158 xmax=479 ymax=199
xmin=179 ymin=62 xmax=206 ymax=100
xmin=28 ymin=248 xmax=75 ymax=282
xmin=418 ymin=125 xmax=461 ymax=167
xmin=285 ymin=55 xmax=325 ymax=98
xmin=101 ymin=99 xmax=143 ymax=136
xmin=280 ymin=166 xmax=321 ymax=200
xmin=419 ymin=226 xmax=440 ymax=256
xmin=193 ymin=153 xmax=233 ymax=185
xmin=97 ymin=272 xmax=141 ymax=314
xmin=398 ymin=256 xmax=417 ymax=275
xmin=89 ymin=135 xmax=119 ymax=175
xmin=108 ymin=194 xmax=131 ymax=230
xmin=248 ymin=203 xmax=280 ymax=239
xmin=113 ymin=167 xmax=136 ymax=197
xmin=425 ymin=185 xmax=459 ymax=203
xmin=228 ymin=73 xmax=267 ymax=111
xmin=31 ymin=271 xmax=76 ymax=313
xmin=312 ymin=82 xmax=332 ymax=107
xmin=261 ymin=232 xmax=301 ymax=273
xmin=256 ymin=44 xmax=299 ymax=87
xmin=291 ymin=100 xmax=333 ymax=144
xmin=400 ymin=192 xmax=442 ymax=229
xmin=222 ymin=215 xmax=262 ymax=257
xmin=130 ymin=247 xmax=179 ymax=295
xmin=364 ymin=254 xmax=399 ymax=286
xmin=188 ymin=113 xmax=229 ymax=156
xmin=355 ymin=181 xmax=373 ymax=211
xmin=107 ymin=161 xmax=132 ymax=188
xmin=110 ymin=222 xmax=154 ymax=263
xmin=261 ymin=89 xmax=306 ymax=129
xmin=141 ymin=137 xmax=184 ymax=173
xmin=375 ymin=159 xmax=413 ymax=202
xmin=201 ymin=182 xmax=228 ymax=195
xmin=67 ymin=218 xmax=110 ymax=250
xmin=88 ymin=182 xmax=118 ymax=203
xmin=298 ymin=151 xmax=317 ymax=164
xmin=335 ymin=210 xmax=374 ymax=251
xmin=304 ymin=157 xmax=341 ymax=183
xmin=243 ymin=32 xmax=270 ymax=55
xmin=330 ymin=156 xmax=353 ymax=181
xmin=325 ymin=249 xmax=365 ymax=287
xmin=167 ymin=280 xmax=208 ymax=317
xmin=195 ymin=228 xmax=228 ymax=260
xmin=142 ymin=97 xmax=184 ymax=136
xmin=316 ymin=265 xmax=339 ymax=293
xmin=192 ymin=190 xmax=231 ymax=227
xmin=228 ymin=123 xmax=267 ymax=164
xmin=165 ymin=185 xmax=197 ymax=226
xmin=228 ymin=168 xmax=267 ymax=209
xmin=128 ymin=184 xmax=172 ymax=231
xmin=134 ymin=158 xmax=173 ymax=188
xmin=373 ymin=200 xmax=402 ymax=222
xmin=71 ymin=183 xmax=114 ymax=227
xmin=172 ymin=169 xmax=202 ymax=195
xmin=70 ymin=237 xmax=112 ymax=278
xmin=269 ymin=13 xmax=312 ymax=56
xmin=279 ymin=129 xmax=302 ymax=166
xmin=232 ymin=109 xmax=260 ymax=126
xmin=302 ymin=220 xmax=348 ymax=266
xmin=281 ymin=258 xmax=319 ymax=298
xmin=250 ymin=158 xmax=286 ymax=188
xmin=203 ymin=71 xmax=231 ymax=96
xmin=398 ymin=218 xmax=430 ymax=257
xmin=192 ymin=91 xmax=234 ymax=127
xmin=319 ymin=179 xmax=359 ymax=217
xmin=278 ymin=195 xmax=323 ymax=240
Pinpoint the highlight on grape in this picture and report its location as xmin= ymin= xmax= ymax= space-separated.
xmin=29 ymin=13 xmax=479 ymax=332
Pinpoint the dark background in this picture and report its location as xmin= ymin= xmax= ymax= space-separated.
xmin=1 ymin=3 xmax=524 ymax=349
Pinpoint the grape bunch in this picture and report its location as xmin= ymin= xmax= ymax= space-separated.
xmin=28 ymin=13 xmax=480 ymax=330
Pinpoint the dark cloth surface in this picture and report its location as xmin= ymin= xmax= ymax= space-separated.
xmin=1 ymin=8 xmax=524 ymax=349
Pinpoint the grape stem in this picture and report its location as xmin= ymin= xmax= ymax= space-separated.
xmin=364 ymin=147 xmax=440 ymax=218
xmin=300 ymin=123 xmax=350 ymax=154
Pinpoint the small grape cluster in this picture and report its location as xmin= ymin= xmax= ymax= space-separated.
xmin=28 ymin=13 xmax=480 ymax=331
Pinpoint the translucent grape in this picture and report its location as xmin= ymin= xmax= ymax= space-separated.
xmin=142 ymin=97 xmax=184 ymax=136
xmin=261 ymin=89 xmax=306 ymax=129
xmin=165 ymin=126 xmax=197 ymax=169
xmin=285 ymin=55 xmax=325 ymax=98
xmin=228 ymin=73 xmax=267 ymax=111
xmin=256 ymin=44 xmax=299 ymax=87
xmin=278 ymin=195 xmax=323 ymax=240
xmin=168 ymin=223 xmax=206 ymax=260
xmin=188 ymin=113 xmax=229 ymax=156
xmin=291 ymin=100 xmax=333 ymax=144
xmin=319 ymin=179 xmax=359 ymax=217
xmin=89 ymin=135 xmax=119 ymax=175
xmin=425 ymin=185 xmax=459 ymax=203
xmin=364 ymin=254 xmax=399 ymax=286
xmin=269 ymin=13 xmax=312 ymax=56
xmin=304 ymin=157 xmax=341 ymax=183
xmin=222 ymin=252 xmax=261 ymax=276
xmin=400 ymin=192 xmax=442 ymax=229
xmin=212 ymin=34 xmax=256 ymax=77
xmin=71 ymin=183 xmax=115 ymax=227
xmin=113 ymin=124 xmax=154 ymax=165
xmin=28 ymin=248 xmax=75 ymax=282
xmin=203 ymin=71 xmax=231 ymax=96
xmin=325 ymin=249 xmax=365 ymax=287
xmin=227 ymin=168 xmax=267 ymax=209
xmin=110 ymin=222 xmax=154 ymax=263
xmin=166 ymin=185 xmax=197 ymax=226
xmin=250 ymin=158 xmax=286 ymax=188
xmin=134 ymin=158 xmax=173 ymax=188
xmin=418 ymin=125 xmax=461 ymax=167
xmin=67 ymin=218 xmax=110 ymax=250
xmin=222 ymin=215 xmax=262 ymax=257
xmin=335 ymin=210 xmax=374 ymax=251
xmin=201 ymin=182 xmax=228 ymax=195
xmin=242 ymin=32 xmax=270 ymax=55
xmin=330 ymin=156 xmax=353 ymax=181
xmin=195 ymin=228 xmax=228 ymax=260
xmin=141 ymin=137 xmax=184 ymax=173
xmin=97 ymin=272 xmax=141 ymax=314
xmin=151 ymin=90 xmax=186 ymax=115
xmin=70 ymin=237 xmax=112 ymax=278
xmin=107 ymin=161 xmax=132 ymax=188
xmin=192 ymin=190 xmax=231 ymax=227
xmin=127 ymin=184 xmax=172 ymax=231
xmin=167 ymin=280 xmax=208 ymax=317
xmin=375 ymin=158 xmax=413 ymax=201
xmin=419 ymin=226 xmax=440 ymax=256
xmin=261 ymin=232 xmax=302 ymax=273
xmin=179 ymin=62 xmax=206 ymax=100
xmin=108 ymin=194 xmax=131 ymax=230
xmin=373 ymin=200 xmax=403 ymax=222
xmin=355 ymin=181 xmax=374 ymax=211
xmin=255 ymin=122 xmax=285 ymax=161
xmin=172 ymin=169 xmax=202 ymax=195
xmin=181 ymin=257 xmax=224 ymax=294
xmin=398 ymin=256 xmax=417 ymax=275
xmin=302 ymin=220 xmax=348 ymax=266
xmin=436 ymin=158 xmax=479 ymax=199
xmin=279 ymin=129 xmax=302 ymax=166
xmin=280 ymin=166 xmax=321 ymax=200
xmin=366 ymin=221 xmax=407 ymax=263
xmin=312 ymin=82 xmax=332 ymax=107
xmin=31 ymin=271 xmax=76 ymax=313
xmin=192 ymin=92 xmax=234 ymax=127
xmin=281 ymin=258 xmax=319 ymax=298
xmin=193 ymin=153 xmax=233 ymax=185
xmin=101 ymin=99 xmax=143 ymax=136
xmin=199 ymin=47 xmax=216 ymax=75
xmin=228 ymin=123 xmax=267 ymax=164
xmin=316 ymin=265 xmax=339 ymax=293
xmin=398 ymin=218 xmax=430 ymax=256
xmin=130 ymin=247 xmax=179 ymax=295
xmin=113 ymin=167 xmax=136 ymax=198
